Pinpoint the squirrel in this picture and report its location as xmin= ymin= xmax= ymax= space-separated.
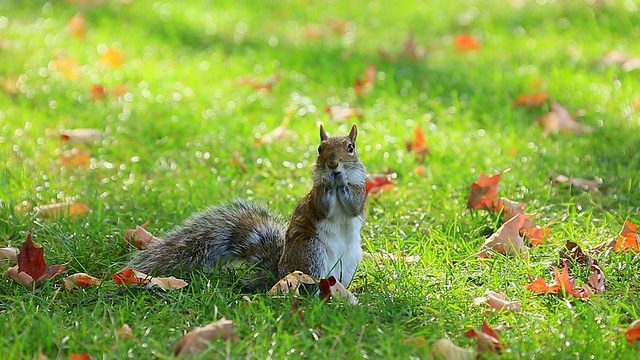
xmin=128 ymin=125 xmax=367 ymax=291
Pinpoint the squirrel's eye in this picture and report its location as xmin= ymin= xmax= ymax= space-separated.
xmin=318 ymin=145 xmax=322 ymax=154
xmin=347 ymin=143 xmax=355 ymax=154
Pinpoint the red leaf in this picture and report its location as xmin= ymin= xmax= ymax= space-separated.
xmin=513 ymin=91 xmax=547 ymax=107
xmin=405 ymin=127 xmax=430 ymax=162
xmin=454 ymin=34 xmax=480 ymax=51
xmin=89 ymin=84 xmax=106 ymax=100
xmin=466 ymin=171 xmax=505 ymax=210
xmin=625 ymin=319 xmax=640 ymax=345
xmin=111 ymin=269 xmax=141 ymax=285
xmin=353 ymin=65 xmax=376 ymax=96
xmin=463 ymin=321 xmax=504 ymax=353
xmin=614 ymin=220 xmax=639 ymax=253
xmin=13 ymin=232 xmax=66 ymax=289
xmin=366 ymin=172 xmax=396 ymax=195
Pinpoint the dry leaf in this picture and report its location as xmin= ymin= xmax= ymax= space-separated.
xmin=255 ymin=126 xmax=298 ymax=146
xmin=614 ymin=220 xmax=639 ymax=253
xmin=63 ymin=273 xmax=102 ymax=290
xmin=559 ymin=240 xmax=590 ymax=268
xmin=401 ymin=32 xmax=427 ymax=61
xmin=237 ymin=74 xmax=279 ymax=91
xmin=478 ymin=214 xmax=529 ymax=259
xmin=318 ymin=276 xmax=359 ymax=305
xmin=69 ymin=354 xmax=91 ymax=360
xmin=466 ymin=171 xmax=506 ymax=210
xmin=50 ymin=56 xmax=80 ymax=80
xmin=472 ymin=289 xmax=521 ymax=313
xmin=463 ymin=321 xmax=504 ymax=354
xmin=513 ymin=91 xmax=547 ymax=107
xmin=625 ymin=319 xmax=640 ymax=345
xmin=405 ymin=127 xmax=431 ymax=162
xmin=366 ymin=172 xmax=396 ymax=195
xmin=100 ymin=47 xmax=124 ymax=68
xmin=34 ymin=201 xmax=90 ymax=220
xmin=600 ymin=51 xmax=640 ymax=72
xmin=125 ymin=225 xmax=162 ymax=249
xmin=111 ymin=269 xmax=188 ymax=290
xmin=60 ymin=128 xmax=103 ymax=144
xmin=325 ymin=105 xmax=364 ymax=121
xmin=59 ymin=148 xmax=92 ymax=168
xmin=588 ymin=259 xmax=605 ymax=294
xmin=68 ymin=14 xmax=87 ymax=39
xmin=353 ymin=65 xmax=376 ymax=96
xmin=268 ymin=271 xmax=317 ymax=295
xmin=552 ymin=174 xmax=600 ymax=191
xmin=526 ymin=265 xmax=592 ymax=298
xmin=431 ymin=338 xmax=476 ymax=360
xmin=454 ymin=34 xmax=480 ymax=51
xmin=89 ymin=84 xmax=106 ymax=100
xmin=7 ymin=232 xmax=67 ymax=290
xmin=536 ymin=101 xmax=594 ymax=135
xmin=0 ymin=247 xmax=18 ymax=267
xmin=174 ymin=318 xmax=240 ymax=356
xmin=116 ymin=324 xmax=133 ymax=339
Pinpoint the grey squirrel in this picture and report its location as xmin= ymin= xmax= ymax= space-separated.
xmin=128 ymin=125 xmax=367 ymax=291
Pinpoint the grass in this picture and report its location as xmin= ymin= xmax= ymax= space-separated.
xmin=1 ymin=0 xmax=639 ymax=358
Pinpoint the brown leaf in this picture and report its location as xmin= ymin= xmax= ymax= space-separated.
xmin=68 ymin=14 xmax=87 ymax=39
xmin=552 ymin=174 xmax=600 ymax=191
xmin=466 ymin=171 xmax=505 ymax=210
xmin=559 ymin=240 xmax=590 ymax=268
xmin=174 ymin=318 xmax=240 ymax=356
xmin=63 ymin=273 xmax=102 ymax=290
xmin=478 ymin=214 xmax=529 ymax=259
xmin=111 ymin=269 xmax=188 ymax=290
xmin=463 ymin=321 xmax=504 ymax=354
xmin=472 ymin=289 xmax=521 ymax=313
xmin=268 ymin=271 xmax=317 ymax=296
xmin=325 ymin=105 xmax=364 ymax=122
xmin=600 ymin=51 xmax=640 ymax=72
xmin=8 ymin=232 xmax=67 ymax=290
xmin=255 ymin=126 xmax=298 ymax=146
xmin=536 ymin=101 xmax=594 ymax=135
xmin=100 ymin=47 xmax=124 ymax=68
xmin=34 ymin=201 xmax=90 ymax=220
xmin=60 ymin=128 xmax=103 ymax=144
xmin=237 ymin=74 xmax=279 ymax=92
xmin=125 ymin=224 xmax=162 ymax=249
xmin=116 ymin=324 xmax=133 ymax=339
xmin=588 ymin=259 xmax=606 ymax=294
xmin=0 ymin=247 xmax=18 ymax=267
xmin=430 ymin=338 xmax=477 ymax=360
xmin=353 ymin=65 xmax=376 ymax=96
xmin=401 ymin=32 xmax=427 ymax=61
xmin=318 ymin=276 xmax=359 ymax=305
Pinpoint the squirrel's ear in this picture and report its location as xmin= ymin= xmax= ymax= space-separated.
xmin=348 ymin=125 xmax=358 ymax=143
xmin=320 ymin=124 xmax=328 ymax=141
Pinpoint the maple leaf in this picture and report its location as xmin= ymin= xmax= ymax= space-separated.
xmin=559 ymin=240 xmax=590 ymax=268
xmin=268 ymin=271 xmax=317 ymax=296
xmin=551 ymin=174 xmax=600 ymax=192
xmin=625 ymin=319 xmax=640 ymax=345
xmin=472 ymin=289 xmax=522 ymax=313
xmin=405 ymin=127 xmax=431 ymax=162
xmin=124 ymin=223 xmax=162 ymax=250
xmin=513 ymin=91 xmax=547 ymax=107
xmin=63 ymin=273 xmax=102 ymax=290
xmin=526 ymin=265 xmax=592 ymax=298
xmin=34 ymin=201 xmax=90 ymax=220
xmin=366 ymin=172 xmax=396 ymax=195
xmin=174 ymin=318 xmax=240 ymax=356
xmin=325 ymin=105 xmax=363 ymax=122
xmin=454 ymin=34 xmax=480 ymax=51
xmin=318 ymin=276 xmax=359 ymax=305
xmin=614 ymin=220 xmax=639 ymax=253
xmin=536 ymin=101 xmax=594 ymax=135
xmin=111 ymin=269 xmax=188 ymax=290
xmin=68 ymin=14 xmax=87 ymax=39
xmin=466 ymin=171 xmax=505 ymax=210
xmin=100 ymin=47 xmax=124 ymax=68
xmin=589 ymin=259 xmax=606 ymax=294
xmin=478 ymin=214 xmax=530 ymax=259
xmin=7 ymin=232 xmax=67 ymax=290
xmin=0 ymin=247 xmax=18 ymax=267
xmin=430 ymin=338 xmax=476 ymax=360
xmin=463 ymin=321 xmax=504 ymax=354
xmin=353 ymin=65 xmax=376 ymax=96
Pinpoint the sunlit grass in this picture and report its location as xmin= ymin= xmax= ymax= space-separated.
xmin=1 ymin=0 xmax=639 ymax=358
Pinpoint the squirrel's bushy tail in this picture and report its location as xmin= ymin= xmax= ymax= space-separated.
xmin=127 ymin=199 xmax=286 ymax=291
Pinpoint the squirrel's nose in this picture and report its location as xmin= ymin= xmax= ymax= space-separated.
xmin=327 ymin=159 xmax=339 ymax=169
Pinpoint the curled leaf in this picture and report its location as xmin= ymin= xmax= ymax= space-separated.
xmin=466 ymin=171 xmax=506 ymax=210
xmin=63 ymin=273 xmax=102 ymax=290
xmin=124 ymin=224 xmax=162 ymax=249
xmin=318 ymin=276 xmax=359 ymax=305
xmin=268 ymin=271 xmax=316 ymax=296
xmin=463 ymin=321 xmax=504 ymax=354
xmin=430 ymin=338 xmax=476 ymax=360
xmin=472 ymin=289 xmax=521 ymax=313
xmin=60 ymin=128 xmax=103 ymax=144
xmin=174 ymin=318 xmax=240 ymax=356
xmin=34 ymin=201 xmax=90 ymax=220
xmin=536 ymin=101 xmax=593 ymax=135
xmin=625 ymin=319 xmax=640 ymax=345
xmin=111 ymin=269 xmax=188 ymax=290
xmin=0 ymin=247 xmax=18 ymax=267
xmin=478 ymin=214 xmax=529 ymax=259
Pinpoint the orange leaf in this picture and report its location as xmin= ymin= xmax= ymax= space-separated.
xmin=625 ymin=319 xmax=640 ymax=345
xmin=59 ymin=148 xmax=92 ymax=168
xmin=466 ymin=171 xmax=505 ymax=210
xmin=111 ymin=269 xmax=188 ymax=289
xmin=111 ymin=269 xmax=142 ymax=285
xmin=100 ymin=47 xmax=124 ymax=68
xmin=463 ymin=321 xmax=504 ymax=354
xmin=69 ymin=354 xmax=91 ymax=360
xmin=614 ymin=220 xmax=639 ymax=253
xmin=50 ymin=57 xmax=80 ymax=80
xmin=536 ymin=101 xmax=594 ymax=135
xmin=454 ymin=34 xmax=480 ymax=51
xmin=405 ymin=127 xmax=431 ymax=161
xmin=478 ymin=214 xmax=529 ymax=259
xmin=34 ymin=201 xmax=90 ymax=220
xmin=526 ymin=265 xmax=592 ymax=298
xmin=89 ymin=84 xmax=106 ymax=100
xmin=353 ymin=65 xmax=376 ymax=96
xmin=68 ymin=14 xmax=87 ymax=39
xmin=513 ymin=91 xmax=547 ymax=107
xmin=63 ymin=273 xmax=102 ymax=290
xmin=366 ymin=172 xmax=396 ymax=195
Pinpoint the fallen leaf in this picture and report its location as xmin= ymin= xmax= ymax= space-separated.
xmin=59 ymin=148 xmax=92 ymax=168
xmin=68 ymin=14 xmax=87 ymax=39
xmin=63 ymin=273 xmax=102 ymax=290
xmin=111 ymin=269 xmax=188 ymax=290
xmin=430 ymin=338 xmax=476 ymax=360
xmin=614 ymin=220 xmax=639 ymax=253
xmin=454 ymin=34 xmax=480 ymax=51
xmin=363 ymin=250 xmax=420 ymax=264
xmin=69 ymin=354 xmax=91 ymax=360
xmin=325 ymin=17 xmax=350 ymax=34
xmin=0 ymin=247 xmax=18 ymax=267
xmin=401 ymin=32 xmax=427 ymax=61
xmin=559 ymin=240 xmax=590 ymax=268
xmin=513 ymin=91 xmax=547 ymax=107
xmin=325 ymin=105 xmax=364 ymax=121
xmin=405 ymin=127 xmax=431 ymax=162
xmin=60 ymin=128 xmax=103 ymax=144
xmin=588 ymin=259 xmax=606 ymax=294
xmin=7 ymin=232 xmax=67 ymax=290
xmin=50 ymin=56 xmax=80 ymax=80
xmin=100 ymin=47 xmax=124 ymax=68
xmin=34 ymin=201 xmax=90 ymax=220
xmin=116 ymin=324 xmax=133 ymax=339
xmin=366 ymin=172 xmax=396 ymax=195
xmin=255 ymin=126 xmax=298 ymax=146
xmin=552 ymin=174 xmax=600 ymax=191
xmin=463 ymin=321 xmax=504 ymax=354
xmin=237 ymin=74 xmax=279 ymax=92
xmin=526 ymin=265 xmax=591 ymax=298
xmin=111 ymin=83 xmax=128 ymax=97
xmin=268 ymin=271 xmax=317 ymax=296
xmin=291 ymin=297 xmax=305 ymax=322
xmin=124 ymin=224 xmax=162 ymax=250
xmin=318 ymin=276 xmax=359 ymax=305
xmin=353 ymin=65 xmax=376 ymax=96
xmin=625 ymin=319 xmax=640 ymax=345
xmin=229 ymin=150 xmax=248 ymax=173
xmin=536 ymin=101 xmax=594 ymax=135
xmin=472 ymin=289 xmax=521 ymax=313
xmin=478 ymin=214 xmax=529 ymax=259
xmin=600 ymin=51 xmax=640 ymax=72
xmin=466 ymin=171 xmax=505 ymax=210
xmin=89 ymin=84 xmax=106 ymax=100
xmin=174 ymin=318 xmax=240 ymax=356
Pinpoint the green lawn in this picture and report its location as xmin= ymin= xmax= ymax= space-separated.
xmin=1 ymin=0 xmax=639 ymax=358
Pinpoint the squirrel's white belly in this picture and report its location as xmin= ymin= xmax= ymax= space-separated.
xmin=316 ymin=212 xmax=363 ymax=287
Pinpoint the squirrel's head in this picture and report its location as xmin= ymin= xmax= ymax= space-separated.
xmin=316 ymin=124 xmax=359 ymax=171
